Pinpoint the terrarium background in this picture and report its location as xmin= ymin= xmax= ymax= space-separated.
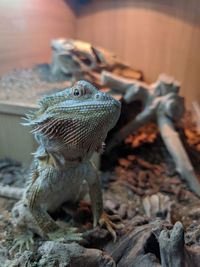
xmin=0 ymin=0 xmax=199 ymax=106
xmin=0 ymin=0 xmax=200 ymax=165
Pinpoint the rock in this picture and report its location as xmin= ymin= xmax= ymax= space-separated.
xmin=37 ymin=241 xmax=115 ymax=267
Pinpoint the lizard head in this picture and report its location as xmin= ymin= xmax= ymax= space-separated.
xmin=25 ymin=81 xmax=121 ymax=153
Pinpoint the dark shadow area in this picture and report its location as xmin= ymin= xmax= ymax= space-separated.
xmin=144 ymin=233 xmax=161 ymax=263
xmin=63 ymin=0 xmax=79 ymax=14
xmin=71 ymin=0 xmax=200 ymax=27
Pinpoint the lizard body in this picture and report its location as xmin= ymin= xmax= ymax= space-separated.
xmin=7 ymin=80 xmax=122 ymax=247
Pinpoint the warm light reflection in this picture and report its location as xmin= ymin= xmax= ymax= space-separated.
xmin=0 ymin=0 xmax=26 ymax=8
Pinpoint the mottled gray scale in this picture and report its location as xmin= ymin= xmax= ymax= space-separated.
xmin=26 ymin=163 xmax=89 ymax=212
xmin=8 ymin=80 xmax=122 ymax=243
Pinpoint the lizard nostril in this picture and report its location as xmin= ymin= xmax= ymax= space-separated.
xmin=95 ymin=93 xmax=101 ymax=99
xmin=13 ymin=209 xmax=20 ymax=218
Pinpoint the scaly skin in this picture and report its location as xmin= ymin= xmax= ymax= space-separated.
xmin=10 ymin=80 xmax=122 ymax=250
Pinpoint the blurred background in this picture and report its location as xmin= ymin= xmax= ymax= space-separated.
xmin=0 ymin=4 xmax=200 ymax=264
xmin=0 ymin=0 xmax=199 ymax=106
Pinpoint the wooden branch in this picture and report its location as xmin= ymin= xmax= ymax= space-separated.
xmin=37 ymin=241 xmax=116 ymax=267
xmin=104 ymin=72 xmax=200 ymax=197
xmin=159 ymin=221 xmax=185 ymax=267
xmin=158 ymin=115 xmax=200 ymax=197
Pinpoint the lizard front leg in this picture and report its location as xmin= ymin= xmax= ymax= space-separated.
xmin=86 ymin=162 xmax=124 ymax=241
xmin=26 ymin=176 xmax=82 ymax=242
xmin=28 ymin=185 xmax=59 ymax=235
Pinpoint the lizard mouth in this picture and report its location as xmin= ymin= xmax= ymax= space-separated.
xmin=56 ymin=99 xmax=121 ymax=112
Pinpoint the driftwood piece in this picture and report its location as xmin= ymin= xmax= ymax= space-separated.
xmin=101 ymin=70 xmax=150 ymax=102
xmin=4 ymin=242 xmax=115 ymax=267
xmin=157 ymin=115 xmax=200 ymax=197
xmin=102 ymin=71 xmax=200 ymax=197
xmin=158 ymin=221 xmax=200 ymax=267
xmin=51 ymin=39 xmax=98 ymax=80
xmin=106 ymin=218 xmax=200 ymax=267
xmin=37 ymin=242 xmax=115 ymax=267
xmin=158 ymin=221 xmax=185 ymax=267
xmin=50 ymin=39 xmax=142 ymax=82
xmin=192 ymin=101 xmax=200 ymax=133
xmin=105 ymin=218 xmax=175 ymax=267
xmin=2 ymin=219 xmax=200 ymax=267
xmin=108 ymin=221 xmax=162 ymax=267
xmin=0 ymin=185 xmax=23 ymax=200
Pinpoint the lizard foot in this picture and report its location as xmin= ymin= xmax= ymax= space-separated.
xmin=47 ymin=227 xmax=83 ymax=242
xmin=9 ymin=231 xmax=34 ymax=254
xmin=99 ymin=211 xmax=124 ymax=242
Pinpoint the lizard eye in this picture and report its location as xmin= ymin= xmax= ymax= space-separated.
xmin=73 ymin=86 xmax=86 ymax=97
xmin=73 ymin=88 xmax=81 ymax=97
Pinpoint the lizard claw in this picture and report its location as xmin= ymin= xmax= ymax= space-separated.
xmin=47 ymin=228 xmax=83 ymax=242
xmin=9 ymin=231 xmax=34 ymax=255
xmin=99 ymin=212 xmax=124 ymax=242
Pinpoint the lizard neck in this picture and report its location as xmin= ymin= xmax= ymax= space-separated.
xmin=35 ymin=145 xmax=96 ymax=170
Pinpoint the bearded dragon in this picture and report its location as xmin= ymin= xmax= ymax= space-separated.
xmin=1 ymin=80 xmax=122 ymax=251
